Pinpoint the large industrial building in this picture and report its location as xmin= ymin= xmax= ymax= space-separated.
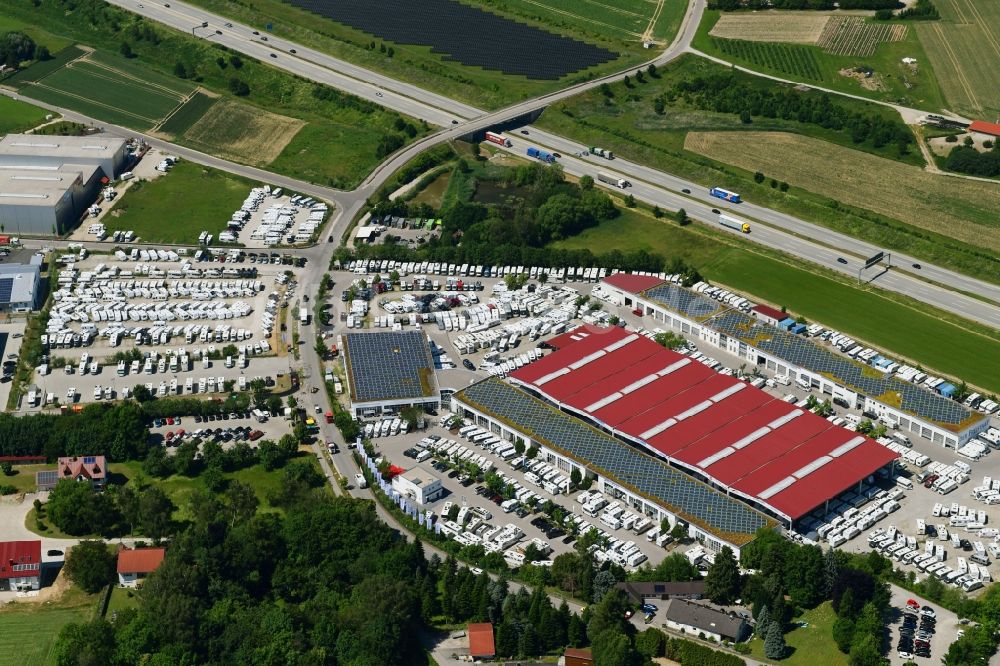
xmin=452 ymin=325 xmax=899 ymax=554
xmin=341 ymin=330 xmax=440 ymax=417
xmin=599 ymin=274 xmax=987 ymax=448
xmin=0 ymin=134 xmax=127 ymax=235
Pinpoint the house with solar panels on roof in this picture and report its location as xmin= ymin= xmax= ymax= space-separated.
xmin=0 ymin=540 xmax=42 ymax=591
xmin=451 ymin=324 xmax=905 ymax=554
xmin=598 ymin=273 xmax=987 ymax=449
xmin=340 ymin=331 xmax=440 ymax=418
xmin=37 ymin=455 xmax=108 ymax=491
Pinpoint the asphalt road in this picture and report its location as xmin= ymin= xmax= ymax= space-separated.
xmin=91 ymin=0 xmax=1000 ymax=328
xmin=498 ymin=133 xmax=1000 ymax=328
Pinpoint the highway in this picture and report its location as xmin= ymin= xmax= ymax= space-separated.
xmin=99 ymin=0 xmax=1000 ymax=323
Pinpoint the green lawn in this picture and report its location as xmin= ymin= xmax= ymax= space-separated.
xmin=693 ymin=10 xmax=947 ymax=112
xmin=3 ymin=1 xmax=430 ymax=189
xmin=0 ymin=14 xmax=75 ymax=55
xmin=0 ymin=96 xmax=52 ymax=135
xmin=103 ymin=161 xmax=257 ymax=244
xmin=0 ymin=464 xmax=50 ymax=494
xmin=554 ymin=207 xmax=1000 ymax=392
xmin=106 ymin=585 xmax=140 ymax=617
xmin=0 ymin=586 xmax=100 ymax=666
xmin=749 ymin=602 xmax=846 ymax=666
xmin=536 ymin=54 xmax=1000 ymax=285
xmin=158 ymin=91 xmax=217 ymax=137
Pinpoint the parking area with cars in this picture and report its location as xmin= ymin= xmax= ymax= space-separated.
xmin=888 ymin=586 xmax=963 ymax=665
xmin=149 ymin=411 xmax=292 ymax=448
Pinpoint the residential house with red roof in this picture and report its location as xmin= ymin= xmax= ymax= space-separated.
xmin=117 ymin=547 xmax=166 ymax=587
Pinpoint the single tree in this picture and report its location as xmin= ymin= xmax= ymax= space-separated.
xmin=705 ymin=545 xmax=742 ymax=604
xmin=764 ymin=620 xmax=786 ymax=659
xmin=64 ymin=540 xmax=115 ymax=593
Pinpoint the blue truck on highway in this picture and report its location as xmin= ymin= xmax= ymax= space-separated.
xmin=709 ymin=187 xmax=741 ymax=203
xmin=526 ymin=146 xmax=555 ymax=163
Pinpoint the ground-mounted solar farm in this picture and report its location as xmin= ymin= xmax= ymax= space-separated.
xmin=286 ymin=0 xmax=617 ymax=80
xmin=181 ymin=0 xmax=682 ymax=107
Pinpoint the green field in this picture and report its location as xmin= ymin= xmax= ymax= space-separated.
xmin=915 ymin=0 xmax=1000 ymax=119
xmin=0 ymin=96 xmax=51 ymax=135
xmin=0 ymin=14 xmax=74 ymax=56
xmin=536 ymin=54 xmax=1000 ymax=285
xmin=0 ymin=587 xmax=100 ymax=666
xmin=748 ymin=602 xmax=846 ymax=666
xmin=694 ymin=10 xmax=947 ymax=112
xmin=20 ymin=55 xmax=195 ymax=130
xmin=177 ymin=0 xmax=680 ymax=110
xmin=158 ymin=91 xmax=217 ymax=137
xmin=0 ymin=464 xmax=50 ymax=494
xmin=3 ymin=0 xmax=430 ymax=188
xmin=103 ymin=161 xmax=257 ymax=244
xmin=553 ymin=207 xmax=1000 ymax=391
xmin=109 ymin=457 xmax=330 ymax=522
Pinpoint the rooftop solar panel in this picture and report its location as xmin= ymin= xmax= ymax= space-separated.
xmin=0 ymin=278 xmax=13 ymax=304
xmin=457 ymin=378 xmax=774 ymax=543
xmin=642 ymin=284 xmax=720 ymax=321
xmin=710 ymin=311 xmax=980 ymax=430
xmin=343 ymin=331 xmax=436 ymax=403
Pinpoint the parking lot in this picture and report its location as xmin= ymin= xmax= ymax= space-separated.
xmin=888 ymin=585 xmax=962 ymax=665
xmin=18 ymin=248 xmax=311 ymax=411
xmin=149 ymin=412 xmax=293 ymax=449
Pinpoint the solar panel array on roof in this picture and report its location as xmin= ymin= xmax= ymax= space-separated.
xmin=642 ymin=284 xmax=720 ymax=321
xmin=711 ymin=311 xmax=979 ymax=430
xmin=284 ymin=0 xmax=617 ymax=80
xmin=508 ymin=326 xmax=898 ymax=520
xmin=36 ymin=470 xmax=58 ymax=487
xmin=83 ymin=456 xmax=96 ymax=464
xmin=343 ymin=331 xmax=435 ymax=403
xmin=457 ymin=378 xmax=773 ymax=543
xmin=0 ymin=278 xmax=13 ymax=304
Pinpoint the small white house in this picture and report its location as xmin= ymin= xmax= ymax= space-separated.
xmin=391 ymin=467 xmax=444 ymax=505
xmin=117 ymin=547 xmax=166 ymax=587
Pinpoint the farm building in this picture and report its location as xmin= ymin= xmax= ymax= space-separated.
xmin=341 ymin=331 xmax=440 ymax=417
xmin=0 ymin=540 xmax=42 ymax=591
xmin=598 ymin=274 xmax=987 ymax=447
xmin=969 ymin=121 xmax=1000 ymax=140
xmin=0 ymin=259 xmax=41 ymax=312
xmin=0 ymin=134 xmax=127 ymax=235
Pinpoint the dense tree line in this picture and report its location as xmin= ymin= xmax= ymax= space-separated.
xmin=661 ymin=73 xmax=914 ymax=155
xmin=945 ymin=145 xmax=1000 ymax=177
xmin=898 ymin=0 xmax=940 ymax=19
xmin=342 ymin=162 xmax=706 ymax=283
xmin=0 ymin=403 xmax=147 ymax=461
xmin=53 ymin=495 xmax=431 ymax=664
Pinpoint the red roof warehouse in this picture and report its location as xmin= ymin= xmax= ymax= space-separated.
xmin=509 ymin=327 xmax=897 ymax=522
xmin=969 ymin=120 xmax=1000 ymax=137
